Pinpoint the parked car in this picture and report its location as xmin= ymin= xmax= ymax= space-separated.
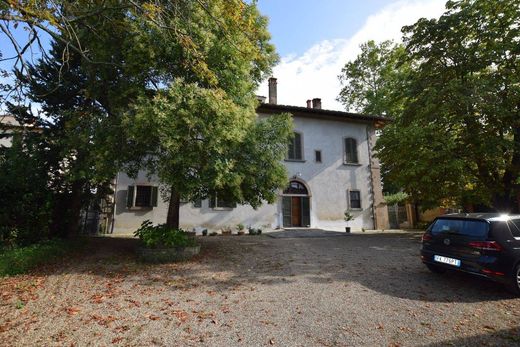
xmin=420 ymin=213 xmax=520 ymax=295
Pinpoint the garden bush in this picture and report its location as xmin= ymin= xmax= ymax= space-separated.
xmin=0 ymin=239 xmax=81 ymax=276
xmin=134 ymin=220 xmax=197 ymax=248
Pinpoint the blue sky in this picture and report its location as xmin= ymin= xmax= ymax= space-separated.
xmin=1 ymin=1 xmax=448 ymax=112
xmin=256 ymin=0 xmax=447 ymax=110
xmin=257 ymin=0 xmax=400 ymax=57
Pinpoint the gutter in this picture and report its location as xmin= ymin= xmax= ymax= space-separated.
xmin=366 ymin=125 xmax=377 ymax=229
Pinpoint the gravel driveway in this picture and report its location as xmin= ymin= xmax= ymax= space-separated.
xmin=1 ymin=232 xmax=519 ymax=346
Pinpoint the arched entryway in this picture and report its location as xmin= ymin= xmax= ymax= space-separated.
xmin=282 ymin=180 xmax=310 ymax=227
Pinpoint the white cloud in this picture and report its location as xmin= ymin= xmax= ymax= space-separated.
xmin=258 ymin=0 xmax=446 ymax=111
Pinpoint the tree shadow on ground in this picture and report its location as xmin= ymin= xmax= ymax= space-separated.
xmin=39 ymin=232 xmax=518 ymax=304
xmin=422 ymin=327 xmax=520 ymax=346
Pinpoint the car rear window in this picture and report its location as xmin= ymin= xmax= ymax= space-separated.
xmin=430 ymin=218 xmax=489 ymax=238
xmin=507 ymin=218 xmax=520 ymax=237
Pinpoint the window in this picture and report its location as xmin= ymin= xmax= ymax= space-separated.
xmin=283 ymin=181 xmax=308 ymax=195
xmin=209 ymin=194 xmax=236 ymax=209
xmin=315 ymin=150 xmax=322 ymax=163
xmin=287 ymin=132 xmax=303 ymax=160
xmin=344 ymin=138 xmax=358 ymax=164
xmin=193 ymin=199 xmax=202 ymax=208
xmin=349 ymin=190 xmax=361 ymax=209
xmin=430 ymin=219 xmax=489 ymax=238
xmin=127 ymin=185 xmax=158 ymax=208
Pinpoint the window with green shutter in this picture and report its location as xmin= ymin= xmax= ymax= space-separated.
xmin=126 ymin=185 xmax=158 ymax=209
xmin=349 ymin=190 xmax=361 ymax=209
xmin=287 ymin=132 xmax=303 ymax=160
xmin=210 ymin=193 xmax=236 ymax=209
xmin=344 ymin=138 xmax=358 ymax=164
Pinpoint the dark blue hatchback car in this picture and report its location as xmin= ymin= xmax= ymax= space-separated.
xmin=421 ymin=213 xmax=520 ymax=295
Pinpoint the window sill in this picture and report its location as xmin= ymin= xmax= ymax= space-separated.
xmin=343 ymin=162 xmax=362 ymax=166
xmin=349 ymin=208 xmax=363 ymax=211
xmin=211 ymin=207 xmax=234 ymax=211
xmin=284 ymin=159 xmax=306 ymax=163
xmin=128 ymin=206 xmax=154 ymax=211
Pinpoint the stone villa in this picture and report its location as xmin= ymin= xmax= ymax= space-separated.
xmin=111 ymin=78 xmax=389 ymax=233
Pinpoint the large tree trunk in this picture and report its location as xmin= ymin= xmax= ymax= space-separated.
xmin=492 ymin=193 xmax=514 ymax=213
xmin=166 ymin=187 xmax=181 ymax=229
xmin=49 ymin=180 xmax=84 ymax=238
xmin=66 ymin=180 xmax=84 ymax=238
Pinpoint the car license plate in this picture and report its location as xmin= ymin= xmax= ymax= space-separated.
xmin=434 ymin=255 xmax=461 ymax=267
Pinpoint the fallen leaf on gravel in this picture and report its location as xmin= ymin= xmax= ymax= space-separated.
xmin=147 ymin=315 xmax=160 ymax=321
xmin=269 ymin=338 xmax=275 ymax=345
xmin=65 ymin=307 xmax=81 ymax=315
xmin=376 ymin=324 xmax=384 ymax=330
xmin=113 ymin=325 xmax=130 ymax=333
xmin=0 ymin=323 xmax=11 ymax=333
xmin=90 ymin=294 xmax=105 ymax=304
xmin=90 ymin=314 xmax=117 ymax=327
xmin=483 ymin=325 xmax=495 ymax=331
xmin=126 ymin=299 xmax=141 ymax=307
xmin=172 ymin=310 xmax=189 ymax=323
xmin=111 ymin=337 xmax=124 ymax=344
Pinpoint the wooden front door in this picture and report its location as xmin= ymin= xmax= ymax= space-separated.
xmin=291 ymin=197 xmax=301 ymax=227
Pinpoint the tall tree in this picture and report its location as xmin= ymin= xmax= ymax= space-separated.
xmin=12 ymin=40 xmax=126 ymax=237
xmin=338 ymin=0 xmax=520 ymax=212
xmin=385 ymin=0 xmax=519 ymax=211
xmin=126 ymin=81 xmax=292 ymax=228
xmin=337 ymin=40 xmax=408 ymax=116
xmin=337 ymin=40 xmax=409 ymax=194
xmin=5 ymin=1 xmax=290 ymax=233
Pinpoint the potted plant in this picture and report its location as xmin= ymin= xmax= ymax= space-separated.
xmin=344 ymin=211 xmax=354 ymax=233
xmin=209 ymin=231 xmax=218 ymax=236
xmin=134 ymin=220 xmax=200 ymax=263
xmin=202 ymin=229 xmax=208 ymax=236
xmin=236 ymin=223 xmax=245 ymax=235
xmin=248 ymin=226 xmax=257 ymax=235
xmin=221 ymin=226 xmax=232 ymax=236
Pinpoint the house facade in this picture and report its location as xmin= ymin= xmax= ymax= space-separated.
xmin=110 ymin=78 xmax=389 ymax=234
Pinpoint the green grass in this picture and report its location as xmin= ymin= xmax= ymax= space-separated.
xmin=0 ymin=238 xmax=84 ymax=277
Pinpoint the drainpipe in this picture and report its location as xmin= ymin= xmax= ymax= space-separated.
xmin=366 ymin=125 xmax=377 ymax=229
xmin=110 ymin=172 xmax=119 ymax=234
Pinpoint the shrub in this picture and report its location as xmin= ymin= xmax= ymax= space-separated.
xmin=0 ymin=239 xmax=81 ymax=276
xmin=134 ymin=220 xmax=197 ymax=248
xmin=344 ymin=211 xmax=354 ymax=222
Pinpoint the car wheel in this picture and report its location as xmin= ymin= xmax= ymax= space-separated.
xmin=426 ymin=263 xmax=447 ymax=274
xmin=506 ymin=264 xmax=520 ymax=296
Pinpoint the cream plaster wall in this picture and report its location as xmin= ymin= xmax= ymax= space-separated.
xmin=112 ymin=113 xmax=383 ymax=234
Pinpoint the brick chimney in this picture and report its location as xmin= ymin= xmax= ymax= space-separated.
xmin=312 ymin=98 xmax=321 ymax=109
xmin=268 ymin=77 xmax=277 ymax=104
xmin=306 ymin=99 xmax=312 ymax=108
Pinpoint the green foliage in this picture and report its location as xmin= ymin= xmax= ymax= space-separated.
xmin=247 ymin=226 xmax=262 ymax=235
xmin=383 ymin=192 xmax=409 ymax=206
xmin=125 ymin=80 xmax=292 ymax=212
xmin=236 ymin=224 xmax=245 ymax=231
xmin=341 ymin=0 xmax=520 ymax=212
xmin=3 ymin=0 xmax=283 ymax=237
xmin=0 ymin=135 xmax=54 ymax=246
xmin=0 ymin=239 xmax=80 ymax=277
xmin=134 ymin=220 xmax=197 ymax=248
xmin=338 ymin=40 xmax=408 ymax=116
xmin=344 ymin=211 xmax=354 ymax=222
